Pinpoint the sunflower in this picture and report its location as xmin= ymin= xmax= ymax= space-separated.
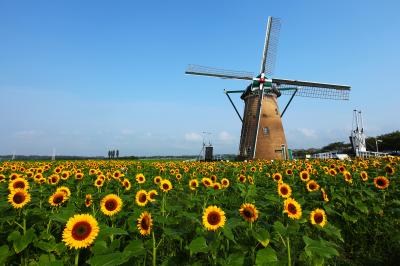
xmin=189 ymin=179 xmax=199 ymax=190
xmin=62 ymin=214 xmax=99 ymax=249
xmin=338 ymin=165 xmax=346 ymax=173
xmin=237 ymin=175 xmax=246 ymax=183
xmin=329 ymin=169 xmax=337 ymax=176
xmin=221 ymin=178 xmax=230 ymax=188
xmin=26 ymin=172 xmax=34 ymax=179
xmin=60 ymin=171 xmax=70 ymax=180
xmin=248 ymin=176 xmax=254 ymax=185
xmin=374 ymin=176 xmax=389 ymax=190
xmin=49 ymin=191 xmax=67 ymax=207
xmin=278 ymin=183 xmax=292 ymax=198
xmin=85 ymin=194 xmax=92 ymax=207
xmin=56 ymin=186 xmax=71 ymax=198
xmin=343 ymin=171 xmax=353 ymax=184
xmin=283 ymin=198 xmax=302 ymax=220
xmin=9 ymin=177 xmax=30 ymax=191
xmin=94 ymin=178 xmax=104 ymax=188
xmin=75 ymin=173 xmax=84 ymax=180
xmin=202 ymin=177 xmax=213 ymax=187
xmin=137 ymin=211 xmax=153 ymax=236
xmin=0 ymin=174 xmax=6 ymax=182
xmin=306 ymin=180 xmax=320 ymax=192
xmin=272 ymin=173 xmax=282 ymax=182
xmin=384 ymin=164 xmax=395 ymax=175
xmin=34 ymin=173 xmax=43 ymax=183
xmin=100 ymin=194 xmax=123 ymax=216
xmin=112 ymin=170 xmax=124 ymax=180
xmin=175 ymin=173 xmax=182 ymax=181
xmin=154 ymin=176 xmax=162 ymax=184
xmin=49 ymin=174 xmax=60 ymax=185
xmin=212 ymin=182 xmax=222 ymax=190
xmin=136 ymin=173 xmax=146 ymax=184
xmin=310 ymin=208 xmax=327 ymax=227
xmin=8 ymin=189 xmax=31 ymax=209
xmin=54 ymin=167 xmax=62 ymax=174
xmin=285 ymin=169 xmax=293 ymax=175
xmin=9 ymin=173 xmax=20 ymax=180
xmin=122 ymin=178 xmax=131 ymax=191
xmin=160 ymin=179 xmax=173 ymax=192
xmin=321 ymin=188 xmax=329 ymax=202
xmin=147 ymin=190 xmax=158 ymax=202
xmin=239 ymin=203 xmax=259 ymax=223
xmin=299 ymin=171 xmax=310 ymax=182
xmin=135 ymin=190 xmax=148 ymax=207
xmin=360 ymin=171 xmax=368 ymax=181
xmin=202 ymin=205 xmax=226 ymax=231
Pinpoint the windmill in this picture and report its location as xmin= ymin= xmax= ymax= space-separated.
xmin=185 ymin=17 xmax=351 ymax=160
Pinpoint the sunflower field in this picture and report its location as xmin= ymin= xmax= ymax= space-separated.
xmin=0 ymin=157 xmax=399 ymax=266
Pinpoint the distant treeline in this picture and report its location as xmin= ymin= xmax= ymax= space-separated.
xmin=292 ymin=130 xmax=400 ymax=158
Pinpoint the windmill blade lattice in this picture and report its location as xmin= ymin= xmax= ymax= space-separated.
xmin=261 ymin=17 xmax=281 ymax=77
xmin=185 ymin=65 xmax=254 ymax=81
xmin=272 ymin=78 xmax=350 ymax=100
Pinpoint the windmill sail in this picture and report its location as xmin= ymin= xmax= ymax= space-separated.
xmin=260 ymin=17 xmax=281 ymax=77
xmin=252 ymin=17 xmax=282 ymax=158
xmin=272 ymin=78 xmax=350 ymax=100
xmin=185 ymin=65 xmax=254 ymax=81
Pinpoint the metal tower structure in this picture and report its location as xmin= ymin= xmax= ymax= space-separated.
xmin=349 ymin=110 xmax=367 ymax=156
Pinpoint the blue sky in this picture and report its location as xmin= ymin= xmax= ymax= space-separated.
xmin=1 ymin=0 xmax=399 ymax=156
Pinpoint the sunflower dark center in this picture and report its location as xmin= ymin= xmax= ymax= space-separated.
xmin=309 ymin=183 xmax=316 ymax=190
xmin=243 ymin=208 xmax=254 ymax=218
xmin=314 ymin=213 xmax=323 ymax=224
xmin=281 ymin=187 xmax=288 ymax=195
xmin=72 ymin=221 xmax=92 ymax=240
xmin=163 ymin=183 xmax=169 ymax=190
xmin=207 ymin=211 xmax=221 ymax=226
xmin=140 ymin=216 xmax=150 ymax=230
xmin=139 ymin=194 xmax=147 ymax=202
xmin=377 ymin=179 xmax=385 ymax=186
xmin=53 ymin=195 xmax=64 ymax=204
xmin=301 ymin=173 xmax=308 ymax=179
xmin=105 ymin=199 xmax=117 ymax=211
xmin=52 ymin=177 xmax=58 ymax=182
xmin=13 ymin=193 xmax=25 ymax=204
xmin=288 ymin=203 xmax=297 ymax=214
xmin=14 ymin=181 xmax=25 ymax=189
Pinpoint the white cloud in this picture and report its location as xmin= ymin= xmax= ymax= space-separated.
xmin=121 ymin=129 xmax=135 ymax=135
xmin=15 ymin=130 xmax=44 ymax=139
xmin=184 ymin=132 xmax=202 ymax=142
xmin=218 ymin=131 xmax=235 ymax=143
xmin=297 ymin=128 xmax=317 ymax=138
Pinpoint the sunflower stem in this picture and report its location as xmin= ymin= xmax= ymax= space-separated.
xmin=74 ymin=250 xmax=80 ymax=266
xmin=46 ymin=219 xmax=52 ymax=234
xmin=22 ymin=216 xmax=26 ymax=235
xmin=152 ymin=231 xmax=157 ymax=266
xmin=287 ymin=237 xmax=291 ymax=266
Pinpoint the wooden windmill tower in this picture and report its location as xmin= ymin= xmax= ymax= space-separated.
xmin=186 ymin=17 xmax=351 ymax=160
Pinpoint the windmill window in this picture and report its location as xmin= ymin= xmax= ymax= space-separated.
xmin=263 ymin=127 xmax=270 ymax=136
xmin=275 ymin=108 xmax=279 ymax=115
